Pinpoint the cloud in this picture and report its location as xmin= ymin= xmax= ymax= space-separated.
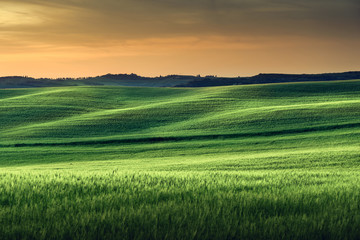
xmin=1 ymin=0 xmax=359 ymax=44
xmin=0 ymin=0 xmax=358 ymax=78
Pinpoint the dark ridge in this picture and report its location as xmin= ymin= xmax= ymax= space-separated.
xmin=101 ymin=73 xmax=145 ymax=80
xmin=175 ymin=71 xmax=360 ymax=87
xmin=0 ymin=71 xmax=359 ymax=88
xmin=2 ymin=122 xmax=359 ymax=148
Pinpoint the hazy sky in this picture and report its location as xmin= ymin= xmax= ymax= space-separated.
xmin=0 ymin=0 xmax=359 ymax=77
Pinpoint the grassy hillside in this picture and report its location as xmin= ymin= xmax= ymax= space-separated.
xmin=1 ymin=80 xmax=360 ymax=239
xmin=2 ymin=80 xmax=360 ymax=145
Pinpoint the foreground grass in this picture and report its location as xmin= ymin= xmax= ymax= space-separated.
xmin=1 ymin=169 xmax=360 ymax=240
xmin=1 ymin=80 xmax=360 ymax=239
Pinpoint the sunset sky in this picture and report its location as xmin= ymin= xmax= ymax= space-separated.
xmin=0 ymin=0 xmax=359 ymax=78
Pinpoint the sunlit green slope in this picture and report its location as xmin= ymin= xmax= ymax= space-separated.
xmin=2 ymin=80 xmax=360 ymax=142
xmin=0 ymin=80 xmax=360 ymax=167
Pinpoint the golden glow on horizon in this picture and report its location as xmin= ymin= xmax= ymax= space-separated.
xmin=0 ymin=0 xmax=359 ymax=78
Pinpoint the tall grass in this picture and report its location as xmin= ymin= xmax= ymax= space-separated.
xmin=1 ymin=170 xmax=359 ymax=240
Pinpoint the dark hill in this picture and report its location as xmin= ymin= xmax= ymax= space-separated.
xmin=175 ymin=71 xmax=360 ymax=87
xmin=0 ymin=71 xmax=359 ymax=88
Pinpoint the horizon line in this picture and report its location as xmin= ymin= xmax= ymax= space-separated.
xmin=1 ymin=70 xmax=359 ymax=80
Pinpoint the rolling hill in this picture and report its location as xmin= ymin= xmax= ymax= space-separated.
xmin=1 ymin=80 xmax=360 ymax=239
xmin=1 ymin=79 xmax=360 ymax=166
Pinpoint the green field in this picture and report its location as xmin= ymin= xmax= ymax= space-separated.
xmin=1 ymin=80 xmax=360 ymax=239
